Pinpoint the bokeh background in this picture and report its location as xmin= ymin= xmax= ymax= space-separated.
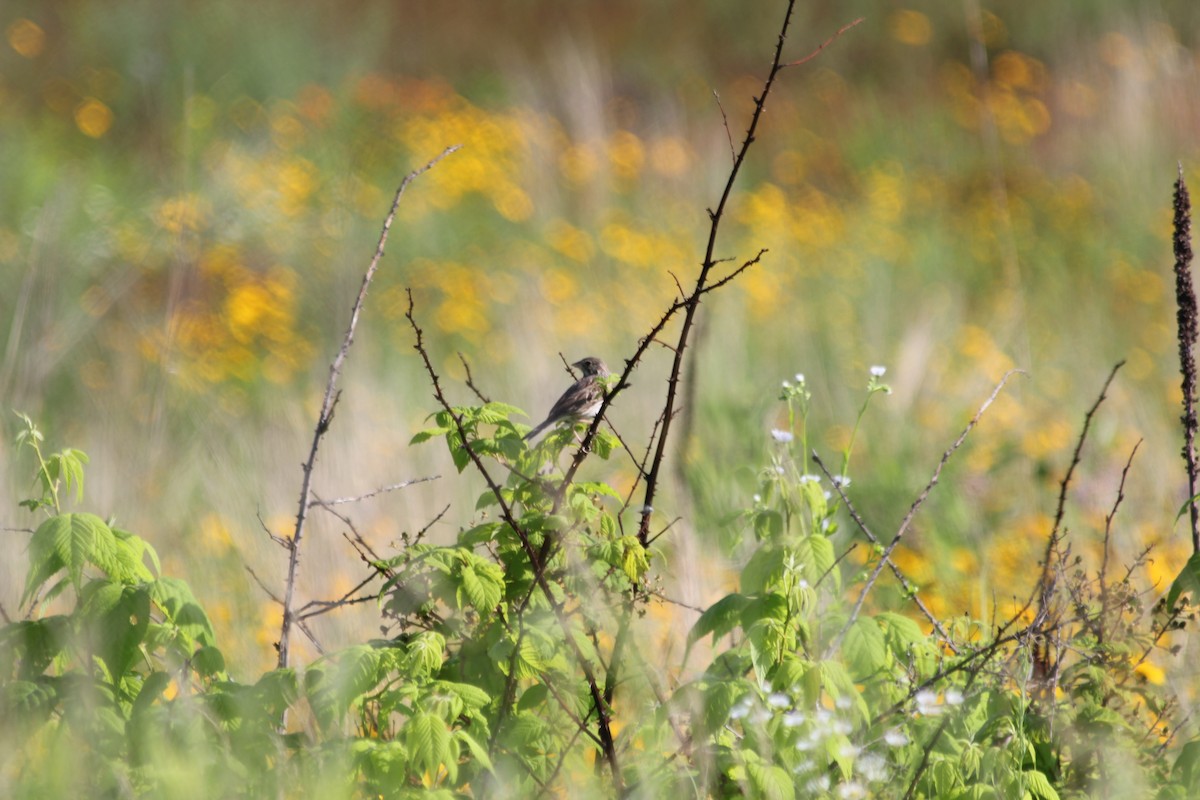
xmin=2 ymin=0 xmax=1199 ymax=683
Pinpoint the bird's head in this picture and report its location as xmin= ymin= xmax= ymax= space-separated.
xmin=573 ymin=357 xmax=609 ymax=377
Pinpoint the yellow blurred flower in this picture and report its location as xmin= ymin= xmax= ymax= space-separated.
xmin=608 ymin=130 xmax=645 ymax=180
xmin=75 ymin=98 xmax=114 ymax=138
xmin=889 ymin=10 xmax=932 ymax=47
xmin=155 ymin=193 xmax=210 ymax=234
xmin=649 ymin=136 xmax=692 ymax=177
xmin=7 ymin=18 xmax=45 ymax=58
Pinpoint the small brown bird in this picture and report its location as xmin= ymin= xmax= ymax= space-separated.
xmin=524 ymin=357 xmax=610 ymax=441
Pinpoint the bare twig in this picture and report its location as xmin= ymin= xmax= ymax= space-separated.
xmin=712 ymin=90 xmax=736 ymax=164
xmin=829 ymin=369 xmax=1023 ymax=655
xmin=1099 ymin=440 xmax=1141 ymax=644
xmin=308 ymin=476 xmax=438 ymax=508
xmin=1035 ymin=362 xmax=1124 ymax=616
xmin=277 ymin=145 xmax=460 ymax=674
xmin=813 ymin=452 xmax=953 ymax=649
xmin=781 ymin=17 xmax=865 ymax=68
xmin=458 ymin=352 xmax=491 ymax=404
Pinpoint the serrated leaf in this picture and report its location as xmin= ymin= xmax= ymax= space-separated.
xmin=688 ymin=593 xmax=749 ymax=645
xmin=593 ymin=429 xmax=618 ymax=459
xmin=193 ymin=645 xmax=226 ymax=677
xmin=148 ymin=577 xmax=215 ymax=648
xmin=478 ymin=402 xmax=524 ymax=423
xmin=132 ymin=671 xmax=172 ymax=718
xmin=410 ymin=427 xmax=451 ymax=445
xmin=405 ymin=713 xmax=452 ymax=784
xmin=456 ymin=729 xmax=495 ymax=774
xmin=877 ymin=611 xmax=925 ymax=651
xmin=23 ymin=513 xmax=115 ymax=603
xmin=459 ymin=521 xmax=501 ymax=546
xmin=741 ymin=544 xmax=784 ymax=594
xmin=433 ymin=680 xmax=491 ymax=711
xmin=1024 ymin=769 xmax=1060 ymax=800
xmin=457 ymin=558 xmax=504 ymax=613
xmin=406 ymin=631 xmax=447 ymax=678
xmin=747 ymin=762 xmax=794 ymax=800
xmin=842 ymin=617 xmax=888 ymax=679
xmin=700 ymin=678 xmax=750 ymax=736
xmin=81 ymin=580 xmax=150 ymax=678
xmin=619 ymin=536 xmax=649 ymax=581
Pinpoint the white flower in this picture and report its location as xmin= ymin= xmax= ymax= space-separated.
xmin=832 ymin=475 xmax=852 ymax=489
xmin=768 ymin=692 xmax=791 ymax=708
xmin=870 ymin=365 xmax=887 ymax=377
xmin=838 ymin=743 xmax=861 ymax=759
xmin=771 ymin=428 xmax=794 ymax=443
xmin=915 ymin=689 xmax=942 ymax=716
xmin=782 ymin=710 xmax=806 ymax=727
xmin=804 ymin=775 xmax=830 ymax=792
xmin=884 ymin=728 xmax=909 ymax=747
xmin=795 ymin=373 xmax=806 ymax=383
xmin=782 ymin=379 xmax=791 ymax=388
xmin=945 ymin=688 xmax=964 ymax=706
xmin=858 ymin=753 xmax=889 ymax=782
xmin=838 ymin=781 xmax=867 ymax=799
xmin=753 ymin=494 xmax=762 ymax=503
xmin=799 ymin=474 xmax=820 ymax=484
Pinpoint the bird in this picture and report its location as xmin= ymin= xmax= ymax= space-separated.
xmin=524 ymin=357 xmax=610 ymax=441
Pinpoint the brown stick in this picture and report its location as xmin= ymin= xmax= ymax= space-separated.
xmin=276 ymin=145 xmax=460 ymax=672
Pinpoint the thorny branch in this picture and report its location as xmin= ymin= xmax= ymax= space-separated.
xmin=275 ymin=145 xmax=460 ymax=675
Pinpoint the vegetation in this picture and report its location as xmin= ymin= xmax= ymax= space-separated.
xmin=4 ymin=1 xmax=1200 ymax=797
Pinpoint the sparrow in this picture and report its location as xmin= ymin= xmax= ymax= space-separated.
xmin=524 ymin=357 xmax=610 ymax=441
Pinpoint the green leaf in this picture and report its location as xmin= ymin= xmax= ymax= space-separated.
xmin=877 ymin=611 xmax=925 ymax=652
xmin=1024 ymin=769 xmax=1060 ymax=800
xmin=80 ymin=580 xmax=151 ymax=678
xmin=148 ymin=577 xmax=216 ymax=648
xmin=306 ymin=647 xmax=383 ymax=729
xmin=23 ymin=512 xmax=116 ymax=603
xmin=459 ymin=521 xmax=501 ymax=546
xmin=457 ymin=557 xmax=504 ymax=613
xmin=410 ymin=426 xmax=451 ymax=445
xmin=593 ymin=429 xmax=618 ymax=459
xmin=0 ymin=616 xmax=71 ymax=676
xmin=741 ymin=544 xmax=784 ymax=593
xmin=5 ymin=680 xmax=57 ymax=717
xmin=699 ymin=678 xmax=751 ymax=736
xmin=193 ymin=645 xmax=226 ymax=677
xmin=746 ymin=762 xmax=794 ymax=800
xmin=1167 ymin=551 xmax=1200 ymax=610
xmin=1174 ymin=740 xmax=1200 ymax=790
xmin=433 ymin=680 xmax=491 ymax=712
xmin=842 ymin=617 xmax=889 ymax=679
xmin=478 ymin=402 xmax=524 ymax=423
xmin=619 ymin=536 xmax=649 ymax=581
xmin=688 ymin=593 xmax=749 ymax=645
xmin=405 ymin=713 xmax=453 ymax=784
xmin=132 ymin=671 xmax=172 ymax=718
xmin=456 ymin=729 xmax=495 ymax=774
xmin=405 ymin=631 xmax=447 ymax=678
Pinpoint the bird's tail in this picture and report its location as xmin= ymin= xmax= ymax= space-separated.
xmin=523 ymin=422 xmax=549 ymax=441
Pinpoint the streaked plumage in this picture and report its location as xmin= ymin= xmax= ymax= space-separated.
xmin=524 ymin=357 xmax=610 ymax=441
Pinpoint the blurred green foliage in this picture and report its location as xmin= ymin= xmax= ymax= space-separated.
xmin=1 ymin=0 xmax=1199 ymax=709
